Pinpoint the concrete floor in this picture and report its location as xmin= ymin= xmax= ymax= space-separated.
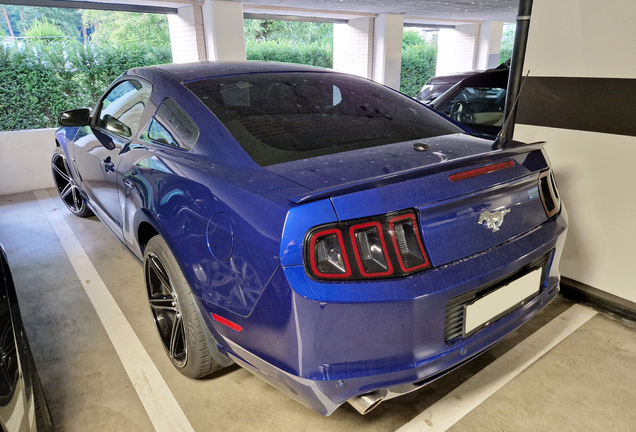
xmin=0 ymin=189 xmax=635 ymax=431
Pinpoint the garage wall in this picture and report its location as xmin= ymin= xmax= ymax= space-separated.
xmin=0 ymin=129 xmax=56 ymax=196
xmin=514 ymin=0 xmax=636 ymax=303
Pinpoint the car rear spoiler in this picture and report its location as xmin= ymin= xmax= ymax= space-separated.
xmin=288 ymin=140 xmax=546 ymax=204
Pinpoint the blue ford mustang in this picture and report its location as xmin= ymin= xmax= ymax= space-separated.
xmin=52 ymin=62 xmax=566 ymax=415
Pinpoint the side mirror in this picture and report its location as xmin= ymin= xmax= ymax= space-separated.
xmin=58 ymin=108 xmax=91 ymax=127
xmin=103 ymin=114 xmax=132 ymax=138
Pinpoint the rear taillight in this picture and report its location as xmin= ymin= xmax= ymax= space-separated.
xmin=389 ymin=214 xmax=431 ymax=272
xmin=538 ymin=169 xmax=561 ymax=218
xmin=351 ymin=222 xmax=393 ymax=277
xmin=305 ymin=210 xmax=431 ymax=281
xmin=310 ymin=229 xmax=351 ymax=279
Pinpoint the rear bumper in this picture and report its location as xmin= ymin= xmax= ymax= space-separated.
xmin=205 ymin=209 xmax=568 ymax=415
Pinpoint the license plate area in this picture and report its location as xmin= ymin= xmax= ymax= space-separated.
xmin=443 ymin=251 xmax=553 ymax=344
xmin=463 ymin=269 xmax=542 ymax=337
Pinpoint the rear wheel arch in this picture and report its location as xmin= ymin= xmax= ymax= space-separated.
xmin=137 ymin=221 xmax=159 ymax=254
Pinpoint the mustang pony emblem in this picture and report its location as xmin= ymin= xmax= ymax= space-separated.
xmin=478 ymin=208 xmax=511 ymax=232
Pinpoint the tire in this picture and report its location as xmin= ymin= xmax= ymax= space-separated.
xmin=144 ymin=236 xmax=222 ymax=378
xmin=51 ymin=151 xmax=93 ymax=218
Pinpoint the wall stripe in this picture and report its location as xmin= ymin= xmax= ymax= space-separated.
xmin=517 ymin=76 xmax=636 ymax=137
xmin=396 ymin=304 xmax=597 ymax=432
xmin=34 ymin=189 xmax=195 ymax=432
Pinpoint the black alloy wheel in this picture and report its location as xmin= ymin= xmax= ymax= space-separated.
xmin=143 ymin=236 xmax=222 ymax=378
xmin=145 ymin=252 xmax=188 ymax=368
xmin=51 ymin=152 xmax=93 ymax=217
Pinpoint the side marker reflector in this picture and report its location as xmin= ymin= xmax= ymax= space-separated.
xmin=449 ymin=160 xmax=515 ymax=182
xmin=212 ymin=313 xmax=243 ymax=332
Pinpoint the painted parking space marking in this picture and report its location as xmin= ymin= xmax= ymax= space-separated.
xmin=34 ymin=189 xmax=195 ymax=432
xmin=397 ymin=304 xmax=597 ymax=432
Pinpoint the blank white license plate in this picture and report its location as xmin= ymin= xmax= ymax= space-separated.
xmin=464 ymin=269 xmax=542 ymax=335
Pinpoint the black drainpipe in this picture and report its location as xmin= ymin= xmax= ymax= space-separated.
xmin=499 ymin=0 xmax=534 ymax=145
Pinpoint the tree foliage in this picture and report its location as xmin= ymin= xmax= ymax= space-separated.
xmin=24 ymin=16 xmax=66 ymax=39
xmin=0 ymin=5 xmax=81 ymax=37
xmin=244 ymin=19 xmax=332 ymax=45
xmin=81 ymin=10 xmax=170 ymax=48
xmin=244 ymin=19 xmax=333 ymax=68
xmin=499 ymin=23 xmax=516 ymax=63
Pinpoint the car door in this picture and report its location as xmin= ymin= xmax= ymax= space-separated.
xmin=116 ymin=97 xmax=202 ymax=254
xmin=73 ymin=78 xmax=152 ymax=234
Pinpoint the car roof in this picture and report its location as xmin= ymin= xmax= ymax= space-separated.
xmin=428 ymin=70 xmax=483 ymax=85
xmin=144 ymin=61 xmax=333 ymax=83
xmin=456 ymin=68 xmax=509 ymax=88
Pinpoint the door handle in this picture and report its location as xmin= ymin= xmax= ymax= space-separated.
xmin=103 ymin=156 xmax=115 ymax=172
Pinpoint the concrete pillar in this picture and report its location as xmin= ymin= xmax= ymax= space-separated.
xmin=513 ymin=0 xmax=636 ymax=303
xmin=435 ymin=24 xmax=479 ymax=75
xmin=201 ymin=0 xmax=246 ymax=62
xmin=167 ymin=5 xmax=207 ymax=63
xmin=333 ymin=18 xmax=374 ymax=79
xmin=372 ymin=13 xmax=404 ymax=90
xmin=475 ymin=21 xmax=504 ymax=70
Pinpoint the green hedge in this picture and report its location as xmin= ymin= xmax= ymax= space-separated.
xmin=0 ymin=37 xmax=437 ymax=131
xmin=0 ymin=40 xmax=171 ymax=131
xmin=246 ymin=39 xmax=332 ymax=68
xmin=400 ymin=42 xmax=438 ymax=98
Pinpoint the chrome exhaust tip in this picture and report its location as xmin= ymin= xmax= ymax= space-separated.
xmin=348 ymin=391 xmax=384 ymax=415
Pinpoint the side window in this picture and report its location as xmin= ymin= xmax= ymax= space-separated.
xmin=96 ymin=79 xmax=152 ymax=139
xmin=439 ymin=86 xmax=506 ymax=126
xmin=140 ymin=98 xmax=199 ymax=150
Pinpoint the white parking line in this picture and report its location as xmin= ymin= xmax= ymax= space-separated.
xmin=396 ymin=303 xmax=597 ymax=432
xmin=34 ymin=190 xmax=195 ymax=432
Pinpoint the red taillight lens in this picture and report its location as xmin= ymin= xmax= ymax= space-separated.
xmin=389 ymin=214 xmax=431 ymax=272
xmin=351 ymin=222 xmax=393 ymax=277
xmin=305 ymin=210 xmax=431 ymax=281
xmin=449 ymin=160 xmax=515 ymax=182
xmin=538 ymin=169 xmax=561 ymax=218
xmin=310 ymin=229 xmax=351 ymax=278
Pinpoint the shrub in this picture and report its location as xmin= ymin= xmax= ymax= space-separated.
xmin=0 ymin=40 xmax=171 ymax=131
xmin=400 ymin=41 xmax=438 ymax=98
xmin=24 ymin=16 xmax=66 ymax=39
xmin=246 ymin=39 xmax=332 ymax=68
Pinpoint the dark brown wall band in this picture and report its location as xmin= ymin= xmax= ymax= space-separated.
xmin=516 ymin=76 xmax=636 ymax=138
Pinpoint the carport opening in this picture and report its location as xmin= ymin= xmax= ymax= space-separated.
xmin=0 ymin=5 xmax=172 ymax=132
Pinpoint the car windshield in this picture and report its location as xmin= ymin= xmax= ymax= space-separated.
xmin=186 ymin=72 xmax=463 ymax=166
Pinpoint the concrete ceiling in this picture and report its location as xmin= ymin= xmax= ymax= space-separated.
xmin=240 ymin=0 xmax=520 ymax=22
xmin=6 ymin=0 xmax=519 ymax=23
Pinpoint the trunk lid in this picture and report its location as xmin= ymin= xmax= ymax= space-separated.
xmin=273 ymin=135 xmax=550 ymax=268
xmin=266 ymin=134 xmax=493 ymax=192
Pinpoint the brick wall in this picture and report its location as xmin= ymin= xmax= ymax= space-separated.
xmin=333 ymin=17 xmax=374 ymax=79
xmin=436 ymin=24 xmax=480 ymax=76
xmin=167 ymin=5 xmax=207 ymax=64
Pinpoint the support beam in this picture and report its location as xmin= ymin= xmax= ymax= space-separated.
xmin=372 ymin=13 xmax=404 ymax=90
xmin=514 ymin=0 xmax=636 ymax=305
xmin=168 ymin=5 xmax=207 ymax=64
xmin=333 ymin=17 xmax=374 ymax=79
xmin=244 ymin=13 xmax=347 ymax=24
xmin=503 ymin=0 xmax=533 ymax=140
xmin=202 ymin=0 xmax=246 ymax=62
xmin=475 ymin=21 xmax=504 ymax=70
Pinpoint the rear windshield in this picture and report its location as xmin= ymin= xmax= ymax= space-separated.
xmin=186 ymin=72 xmax=463 ymax=166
